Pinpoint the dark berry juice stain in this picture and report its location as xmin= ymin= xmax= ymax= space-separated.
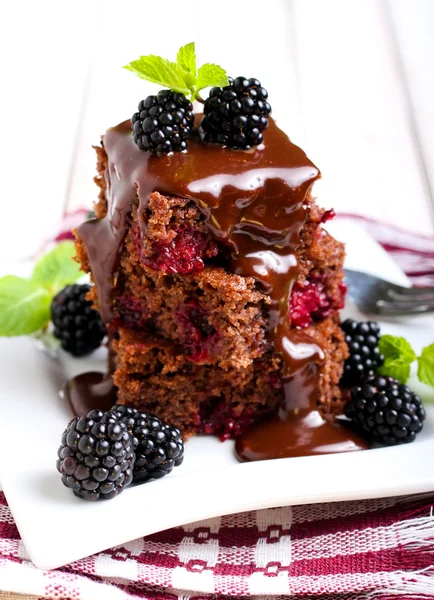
xmin=175 ymin=298 xmax=220 ymax=363
xmin=115 ymin=294 xmax=150 ymax=329
xmin=197 ymin=398 xmax=256 ymax=441
xmin=61 ymin=372 xmax=117 ymax=417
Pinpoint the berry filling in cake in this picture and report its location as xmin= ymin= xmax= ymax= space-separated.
xmin=139 ymin=224 xmax=219 ymax=275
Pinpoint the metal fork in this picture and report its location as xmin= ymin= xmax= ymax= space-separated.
xmin=344 ymin=269 xmax=434 ymax=316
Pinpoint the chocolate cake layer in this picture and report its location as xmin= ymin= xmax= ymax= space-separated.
xmin=75 ymin=118 xmax=347 ymax=439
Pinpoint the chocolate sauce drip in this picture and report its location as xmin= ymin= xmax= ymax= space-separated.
xmin=235 ymin=330 xmax=370 ymax=460
xmin=78 ymin=118 xmax=319 ymax=327
xmin=77 ymin=117 xmax=365 ymax=460
xmin=60 ymin=372 xmax=116 ymax=417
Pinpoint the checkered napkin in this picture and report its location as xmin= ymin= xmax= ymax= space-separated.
xmin=1 ymin=492 xmax=434 ymax=599
xmin=338 ymin=213 xmax=434 ymax=287
xmin=1 ymin=213 xmax=433 ymax=599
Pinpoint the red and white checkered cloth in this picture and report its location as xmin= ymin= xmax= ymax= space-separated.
xmin=1 ymin=213 xmax=433 ymax=599
xmin=338 ymin=213 xmax=434 ymax=287
xmin=1 ymin=492 xmax=434 ymax=599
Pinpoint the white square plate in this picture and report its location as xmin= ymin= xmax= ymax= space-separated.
xmin=1 ymin=220 xmax=434 ymax=570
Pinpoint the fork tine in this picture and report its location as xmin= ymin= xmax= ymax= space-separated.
xmin=377 ymin=301 xmax=434 ymax=316
xmin=387 ymin=288 xmax=434 ymax=301
xmin=344 ymin=269 xmax=434 ymax=315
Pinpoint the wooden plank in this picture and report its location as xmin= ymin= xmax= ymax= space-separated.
xmin=197 ymin=0 xmax=303 ymax=145
xmin=292 ymin=0 xmax=434 ymax=234
xmin=0 ymin=0 xmax=96 ymax=259
xmin=66 ymin=0 xmax=200 ymax=212
xmin=386 ymin=0 xmax=434 ymax=220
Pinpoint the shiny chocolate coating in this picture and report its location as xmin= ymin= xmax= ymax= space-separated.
xmin=77 ymin=117 xmax=367 ymax=460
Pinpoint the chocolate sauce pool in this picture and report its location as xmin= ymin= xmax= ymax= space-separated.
xmin=77 ymin=117 xmax=368 ymax=460
xmin=235 ymin=331 xmax=369 ymax=460
xmin=60 ymin=372 xmax=116 ymax=417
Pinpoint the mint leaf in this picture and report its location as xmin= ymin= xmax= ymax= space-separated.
xmin=378 ymin=359 xmax=412 ymax=383
xmin=378 ymin=335 xmax=417 ymax=363
xmin=124 ymin=45 xmax=229 ymax=101
xmin=196 ymin=63 xmax=228 ymax=92
xmin=418 ymin=343 xmax=434 ymax=388
xmin=31 ymin=241 xmax=81 ymax=293
xmin=177 ymin=42 xmax=196 ymax=75
xmin=123 ymin=56 xmax=190 ymax=95
xmin=377 ymin=334 xmax=417 ymax=383
xmin=0 ymin=276 xmax=51 ymax=336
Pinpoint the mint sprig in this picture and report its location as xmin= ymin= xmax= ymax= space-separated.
xmin=0 ymin=241 xmax=82 ymax=337
xmin=31 ymin=241 xmax=82 ymax=293
xmin=418 ymin=343 xmax=434 ymax=388
xmin=378 ymin=333 xmax=434 ymax=390
xmin=0 ymin=277 xmax=52 ymax=336
xmin=123 ymin=42 xmax=228 ymax=102
xmin=378 ymin=335 xmax=417 ymax=383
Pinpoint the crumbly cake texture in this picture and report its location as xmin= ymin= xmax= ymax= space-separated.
xmin=75 ymin=143 xmax=347 ymax=440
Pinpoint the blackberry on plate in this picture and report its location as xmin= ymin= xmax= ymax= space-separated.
xmin=132 ymin=90 xmax=194 ymax=154
xmin=110 ymin=405 xmax=184 ymax=483
xmin=57 ymin=409 xmax=135 ymax=501
xmin=51 ymin=284 xmax=106 ymax=356
xmin=201 ymin=76 xmax=271 ymax=149
xmin=341 ymin=319 xmax=384 ymax=386
xmin=344 ymin=374 xmax=426 ymax=445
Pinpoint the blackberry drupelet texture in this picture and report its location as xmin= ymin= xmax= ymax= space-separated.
xmin=344 ymin=374 xmax=426 ymax=445
xmin=57 ymin=409 xmax=135 ymax=500
xmin=51 ymin=284 xmax=106 ymax=356
xmin=202 ymin=77 xmax=271 ymax=149
xmin=110 ymin=405 xmax=184 ymax=483
xmin=341 ymin=319 xmax=384 ymax=386
xmin=132 ymin=90 xmax=194 ymax=153
xmin=109 ymin=404 xmax=138 ymax=432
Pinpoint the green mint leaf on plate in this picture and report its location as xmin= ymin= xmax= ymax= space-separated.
xmin=31 ymin=241 xmax=81 ymax=294
xmin=123 ymin=56 xmax=190 ymax=96
xmin=378 ymin=334 xmax=417 ymax=363
xmin=377 ymin=334 xmax=417 ymax=383
xmin=124 ymin=43 xmax=228 ymax=101
xmin=0 ymin=276 xmax=51 ymax=336
xmin=196 ymin=63 xmax=228 ymax=92
xmin=378 ymin=358 xmax=412 ymax=384
xmin=177 ymin=42 xmax=196 ymax=75
xmin=417 ymin=343 xmax=434 ymax=388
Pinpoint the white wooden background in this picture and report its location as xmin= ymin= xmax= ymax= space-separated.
xmin=2 ymin=0 xmax=434 ymax=262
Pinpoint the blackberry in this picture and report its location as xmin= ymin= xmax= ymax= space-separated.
xmin=51 ymin=284 xmax=106 ymax=356
xmin=57 ymin=409 xmax=135 ymax=501
xmin=202 ymin=76 xmax=271 ymax=149
xmin=110 ymin=405 xmax=184 ymax=483
xmin=341 ymin=319 xmax=384 ymax=386
xmin=344 ymin=375 xmax=426 ymax=445
xmin=132 ymin=90 xmax=194 ymax=154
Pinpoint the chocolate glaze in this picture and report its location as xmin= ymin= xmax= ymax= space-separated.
xmin=235 ymin=330 xmax=369 ymax=460
xmin=77 ymin=118 xmax=319 ymax=326
xmin=236 ymin=410 xmax=370 ymax=461
xmin=60 ymin=372 xmax=117 ymax=417
xmin=77 ymin=117 xmax=366 ymax=461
